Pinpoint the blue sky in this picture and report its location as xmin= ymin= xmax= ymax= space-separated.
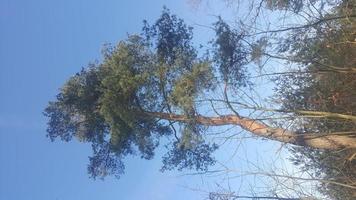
xmin=0 ymin=1 xmax=292 ymax=199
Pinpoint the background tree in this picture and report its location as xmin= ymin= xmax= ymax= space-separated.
xmin=193 ymin=0 xmax=356 ymax=199
xmin=272 ymin=1 xmax=356 ymax=199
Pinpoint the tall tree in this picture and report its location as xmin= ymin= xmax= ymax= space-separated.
xmin=272 ymin=1 xmax=356 ymax=199
xmin=191 ymin=0 xmax=356 ymax=199
xmin=44 ymin=6 xmax=356 ymax=182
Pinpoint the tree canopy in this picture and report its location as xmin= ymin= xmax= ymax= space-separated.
xmin=45 ymin=9 xmax=224 ymax=179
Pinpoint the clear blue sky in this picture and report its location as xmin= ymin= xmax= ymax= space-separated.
xmin=0 ymin=1 xmax=289 ymax=199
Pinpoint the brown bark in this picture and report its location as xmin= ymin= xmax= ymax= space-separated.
xmin=146 ymin=112 xmax=356 ymax=150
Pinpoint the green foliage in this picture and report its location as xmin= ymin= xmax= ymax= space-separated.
xmin=266 ymin=0 xmax=303 ymax=12
xmin=212 ymin=18 xmax=249 ymax=88
xmin=250 ymin=37 xmax=268 ymax=66
xmin=143 ymin=7 xmax=196 ymax=65
xmin=45 ymin=66 xmax=106 ymax=143
xmin=265 ymin=0 xmax=319 ymax=13
xmin=170 ymin=62 xmax=215 ymax=113
xmin=44 ymin=9 xmax=225 ymax=179
xmin=161 ymin=140 xmax=218 ymax=172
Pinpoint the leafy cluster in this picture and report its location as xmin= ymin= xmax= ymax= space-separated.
xmin=265 ymin=0 xmax=306 ymax=13
xmin=44 ymin=9 xmax=249 ymax=179
xmin=212 ymin=18 xmax=249 ymax=88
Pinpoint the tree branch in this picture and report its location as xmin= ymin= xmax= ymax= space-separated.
xmin=144 ymin=111 xmax=356 ymax=150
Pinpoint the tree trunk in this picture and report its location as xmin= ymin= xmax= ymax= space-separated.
xmin=146 ymin=112 xmax=356 ymax=150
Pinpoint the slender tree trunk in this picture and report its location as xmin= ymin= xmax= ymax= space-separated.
xmin=146 ymin=112 xmax=356 ymax=150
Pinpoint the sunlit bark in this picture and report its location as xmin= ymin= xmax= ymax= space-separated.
xmin=146 ymin=112 xmax=356 ymax=150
